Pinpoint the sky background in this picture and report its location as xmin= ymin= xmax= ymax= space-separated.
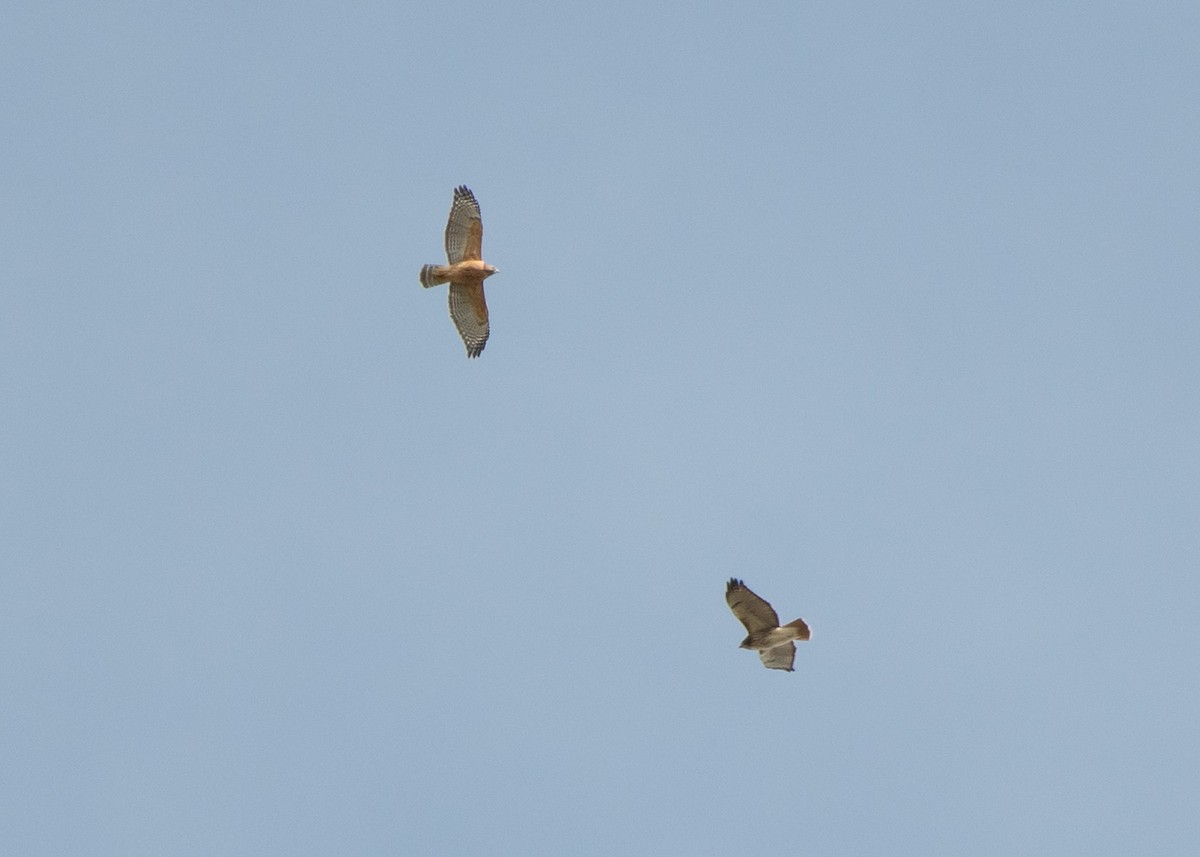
xmin=3 ymin=2 xmax=1199 ymax=855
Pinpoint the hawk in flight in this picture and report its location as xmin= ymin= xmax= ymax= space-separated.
xmin=420 ymin=185 xmax=500 ymax=358
xmin=725 ymin=578 xmax=811 ymax=671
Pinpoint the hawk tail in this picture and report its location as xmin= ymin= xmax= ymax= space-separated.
xmin=420 ymin=264 xmax=450 ymax=288
xmin=784 ymin=618 xmax=811 ymax=641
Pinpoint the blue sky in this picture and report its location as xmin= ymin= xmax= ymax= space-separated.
xmin=3 ymin=2 xmax=1198 ymax=854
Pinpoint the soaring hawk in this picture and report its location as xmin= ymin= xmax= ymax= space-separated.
xmin=420 ymin=185 xmax=499 ymax=358
xmin=725 ymin=578 xmax=811 ymax=672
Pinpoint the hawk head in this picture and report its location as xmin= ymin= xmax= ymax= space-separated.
xmin=482 ymin=264 xmax=499 ymax=277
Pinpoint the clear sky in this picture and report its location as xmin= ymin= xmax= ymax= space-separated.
xmin=3 ymin=2 xmax=1198 ymax=855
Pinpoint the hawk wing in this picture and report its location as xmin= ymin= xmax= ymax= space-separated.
xmin=759 ymin=643 xmax=797 ymax=672
xmin=448 ymin=282 xmax=489 ymax=358
xmin=444 ymin=185 xmax=484 ymax=264
xmin=726 ymin=578 xmax=781 ymax=635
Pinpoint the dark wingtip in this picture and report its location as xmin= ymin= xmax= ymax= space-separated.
xmin=727 ymin=578 xmax=744 ymax=592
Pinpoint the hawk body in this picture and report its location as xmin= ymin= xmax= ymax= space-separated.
xmin=725 ymin=578 xmax=810 ymax=672
xmin=420 ymin=186 xmax=498 ymax=358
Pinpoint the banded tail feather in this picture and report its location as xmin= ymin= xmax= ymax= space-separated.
xmin=420 ymin=264 xmax=450 ymax=288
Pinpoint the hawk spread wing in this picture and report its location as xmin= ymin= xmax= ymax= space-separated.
xmin=444 ymin=185 xmax=484 ymax=264
xmin=726 ymin=579 xmax=782 ymax=635
xmin=758 ymin=642 xmax=797 ymax=671
xmin=448 ymin=282 xmax=489 ymax=358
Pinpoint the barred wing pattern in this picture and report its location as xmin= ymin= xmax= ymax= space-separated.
xmin=444 ymin=185 xmax=484 ymax=263
xmin=448 ymin=282 xmax=489 ymax=358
